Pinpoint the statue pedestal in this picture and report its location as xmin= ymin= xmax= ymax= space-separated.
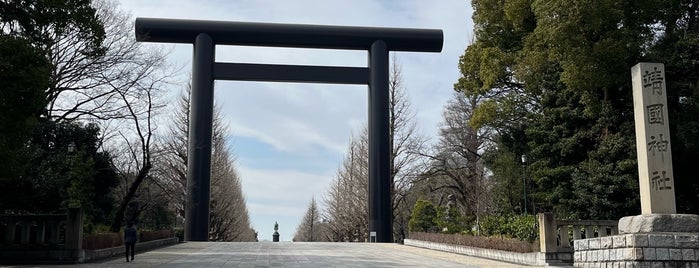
xmin=272 ymin=232 xmax=279 ymax=242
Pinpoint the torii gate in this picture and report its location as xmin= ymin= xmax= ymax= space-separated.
xmin=135 ymin=18 xmax=442 ymax=242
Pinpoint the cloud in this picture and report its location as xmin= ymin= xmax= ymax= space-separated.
xmin=238 ymin=165 xmax=332 ymax=203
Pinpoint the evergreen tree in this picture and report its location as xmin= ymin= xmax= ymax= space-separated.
xmin=455 ymin=0 xmax=699 ymax=218
xmin=408 ymin=199 xmax=438 ymax=233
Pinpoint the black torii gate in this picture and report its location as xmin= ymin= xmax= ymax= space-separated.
xmin=135 ymin=18 xmax=442 ymax=242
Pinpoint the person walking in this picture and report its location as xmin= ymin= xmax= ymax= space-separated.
xmin=124 ymin=222 xmax=137 ymax=262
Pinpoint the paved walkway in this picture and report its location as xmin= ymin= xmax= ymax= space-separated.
xmin=75 ymin=242 xmax=535 ymax=268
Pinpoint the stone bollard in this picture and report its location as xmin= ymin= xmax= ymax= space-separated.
xmin=538 ymin=213 xmax=557 ymax=253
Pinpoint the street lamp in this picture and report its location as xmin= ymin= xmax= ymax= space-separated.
xmin=67 ymin=142 xmax=76 ymax=153
xmin=521 ymin=154 xmax=527 ymax=214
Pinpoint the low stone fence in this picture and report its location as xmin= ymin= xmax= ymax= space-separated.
xmin=1 ymin=209 xmax=178 ymax=264
xmin=0 ymin=208 xmax=84 ymax=264
xmin=539 ymin=213 xmax=618 ymax=266
xmin=83 ymin=237 xmax=179 ymax=262
xmin=404 ymin=239 xmax=546 ymax=266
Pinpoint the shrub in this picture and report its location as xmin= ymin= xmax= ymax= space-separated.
xmin=82 ymin=229 xmax=174 ymax=249
xmin=83 ymin=232 xmax=122 ymax=250
xmin=409 ymin=199 xmax=439 ymax=233
xmin=409 ymin=232 xmax=539 ymax=253
xmin=139 ymin=229 xmax=173 ymax=242
xmin=479 ymin=214 xmax=538 ymax=243
xmin=174 ymin=228 xmax=184 ymax=242
xmin=435 ymin=205 xmax=472 ymax=234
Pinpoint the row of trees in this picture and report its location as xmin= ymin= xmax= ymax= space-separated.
xmin=0 ymin=0 xmax=256 ymax=240
xmin=294 ymin=60 xmax=483 ymax=242
xmin=294 ymin=0 xmax=699 ymax=241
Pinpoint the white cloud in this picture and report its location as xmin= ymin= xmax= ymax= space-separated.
xmin=238 ymin=166 xmax=331 ymax=203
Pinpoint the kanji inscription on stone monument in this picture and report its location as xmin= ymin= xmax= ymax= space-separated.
xmin=631 ymin=62 xmax=676 ymax=214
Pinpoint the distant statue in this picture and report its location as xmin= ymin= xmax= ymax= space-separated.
xmin=273 ymin=221 xmax=280 ymax=242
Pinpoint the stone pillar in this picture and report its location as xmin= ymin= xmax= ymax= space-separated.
xmin=47 ymin=220 xmax=60 ymax=244
xmin=35 ymin=221 xmax=46 ymax=244
xmin=573 ymin=63 xmax=699 ymax=267
xmin=5 ymin=220 xmax=16 ymax=244
xmin=20 ymin=221 xmax=30 ymax=244
xmin=64 ymin=208 xmax=83 ymax=250
xmin=631 ymin=62 xmax=676 ymax=214
xmin=538 ymin=213 xmax=557 ymax=253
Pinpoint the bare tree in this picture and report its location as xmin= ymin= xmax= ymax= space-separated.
xmin=414 ymin=92 xmax=494 ymax=233
xmin=322 ymin=57 xmax=423 ymax=242
xmin=324 ymin=131 xmax=369 ymax=242
xmin=155 ymin=87 xmax=256 ymax=241
xmin=107 ymin=64 xmax=163 ymax=232
xmin=388 ymin=57 xmax=426 ymax=242
xmin=46 ymin=0 xmax=173 ymax=122
xmin=208 ymin=107 xmax=255 ymax=241
xmin=293 ymin=198 xmax=326 ymax=242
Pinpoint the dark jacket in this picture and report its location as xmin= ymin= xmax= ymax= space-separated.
xmin=124 ymin=227 xmax=137 ymax=243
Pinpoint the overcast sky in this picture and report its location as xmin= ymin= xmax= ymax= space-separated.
xmin=119 ymin=0 xmax=473 ymax=241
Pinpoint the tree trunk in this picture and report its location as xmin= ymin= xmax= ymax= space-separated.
xmin=110 ymin=163 xmax=151 ymax=232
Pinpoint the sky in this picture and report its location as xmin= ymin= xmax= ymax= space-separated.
xmin=118 ymin=0 xmax=473 ymax=241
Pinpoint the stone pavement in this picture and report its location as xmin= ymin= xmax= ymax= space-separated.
xmin=70 ymin=242 xmax=536 ymax=268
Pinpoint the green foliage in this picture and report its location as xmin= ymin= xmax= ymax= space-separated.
xmin=479 ymin=214 xmax=538 ymax=243
xmin=484 ymin=146 xmax=526 ymax=214
xmin=1 ymin=0 xmax=115 ymax=220
xmin=409 ymin=199 xmax=439 ymax=233
xmin=0 ymin=34 xmax=50 ymax=191
xmin=435 ymin=205 xmax=471 ymax=234
xmin=0 ymin=0 xmax=105 ymax=57
xmin=458 ymin=0 xmax=699 ymax=218
xmin=1 ymin=121 xmax=119 ymax=228
xmin=139 ymin=202 xmax=176 ymax=231
xmin=644 ymin=6 xmax=699 ymax=214
xmin=174 ymin=228 xmax=185 ymax=242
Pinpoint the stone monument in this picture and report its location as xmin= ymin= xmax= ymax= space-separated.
xmin=573 ymin=63 xmax=699 ymax=267
xmin=273 ymin=222 xmax=280 ymax=242
xmin=632 ymin=62 xmax=676 ymax=215
xmin=619 ymin=62 xmax=699 ymax=233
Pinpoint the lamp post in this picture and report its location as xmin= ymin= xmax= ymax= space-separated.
xmin=521 ymin=154 xmax=527 ymax=214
